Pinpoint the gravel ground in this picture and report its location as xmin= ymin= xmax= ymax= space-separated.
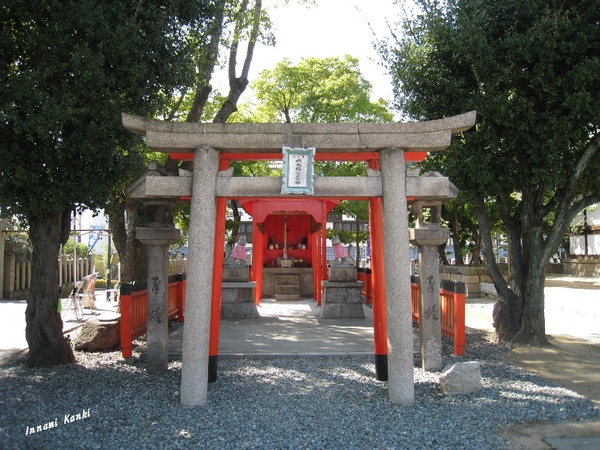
xmin=1 ymin=328 xmax=598 ymax=450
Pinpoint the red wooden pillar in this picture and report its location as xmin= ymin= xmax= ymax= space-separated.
xmin=368 ymin=159 xmax=388 ymax=381
xmin=253 ymin=218 xmax=264 ymax=304
xmin=119 ymin=286 xmax=133 ymax=359
xmin=453 ymin=282 xmax=466 ymax=356
xmin=320 ymin=202 xmax=329 ymax=304
xmin=312 ymin=228 xmax=320 ymax=302
xmin=208 ymin=159 xmax=229 ymax=383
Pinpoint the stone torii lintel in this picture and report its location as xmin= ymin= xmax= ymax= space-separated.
xmin=121 ymin=111 xmax=476 ymax=154
xmin=126 ymin=165 xmax=459 ymax=202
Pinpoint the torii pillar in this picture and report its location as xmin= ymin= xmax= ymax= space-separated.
xmin=380 ymin=148 xmax=414 ymax=404
xmin=180 ymin=147 xmax=220 ymax=406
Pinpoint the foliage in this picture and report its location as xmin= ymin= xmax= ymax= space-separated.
xmin=238 ymin=56 xmax=393 ymax=123
xmin=62 ymin=238 xmax=88 ymax=259
xmin=382 ymin=0 xmax=600 ymax=344
xmin=0 ymin=0 xmax=213 ymax=367
xmin=0 ymin=0 xmax=212 ymax=219
xmin=227 ymin=56 xmax=392 ymax=257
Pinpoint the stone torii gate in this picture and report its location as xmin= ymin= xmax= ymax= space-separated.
xmin=123 ymin=111 xmax=475 ymax=407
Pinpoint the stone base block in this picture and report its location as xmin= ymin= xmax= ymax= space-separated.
xmin=221 ymin=282 xmax=259 ymax=319
xmin=328 ymin=267 xmax=357 ymax=282
xmin=222 ymin=267 xmax=249 ymax=282
xmin=320 ymin=281 xmax=365 ymax=319
xmin=320 ymin=302 xmax=365 ymax=319
xmin=275 ymin=294 xmax=300 ymax=301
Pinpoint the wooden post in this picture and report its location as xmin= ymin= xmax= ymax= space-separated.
xmin=252 ymin=218 xmax=264 ymax=304
xmin=369 ymin=196 xmax=388 ymax=381
xmin=207 ymin=157 xmax=230 ymax=383
xmin=453 ymin=282 xmax=466 ymax=356
xmin=119 ymin=284 xmax=133 ymax=359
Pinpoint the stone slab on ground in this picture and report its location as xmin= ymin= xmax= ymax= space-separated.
xmin=439 ymin=361 xmax=482 ymax=396
xmin=545 ymin=436 xmax=600 ymax=450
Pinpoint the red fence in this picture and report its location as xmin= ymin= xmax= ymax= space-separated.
xmin=411 ymin=276 xmax=466 ymax=355
xmin=357 ymin=268 xmax=374 ymax=305
xmin=120 ymin=274 xmax=186 ymax=358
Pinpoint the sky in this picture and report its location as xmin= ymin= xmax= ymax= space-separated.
xmin=215 ymin=0 xmax=412 ymax=109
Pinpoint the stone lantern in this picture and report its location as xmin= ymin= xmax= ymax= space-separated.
xmin=136 ymin=199 xmax=180 ymax=374
xmin=409 ymin=200 xmax=449 ymax=372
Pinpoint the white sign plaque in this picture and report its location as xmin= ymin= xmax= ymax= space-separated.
xmin=281 ymin=147 xmax=315 ymax=195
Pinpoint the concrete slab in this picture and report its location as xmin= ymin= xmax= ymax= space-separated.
xmin=0 ymin=291 xmax=120 ymax=363
xmin=545 ymin=436 xmax=600 ymax=450
xmin=168 ymin=298 xmax=420 ymax=359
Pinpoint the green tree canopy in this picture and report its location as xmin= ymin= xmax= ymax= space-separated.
xmin=0 ymin=0 xmax=213 ymax=367
xmin=243 ymin=55 xmax=393 ymax=123
xmin=382 ymin=0 xmax=600 ymax=345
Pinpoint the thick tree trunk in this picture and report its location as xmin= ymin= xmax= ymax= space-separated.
xmin=26 ymin=210 xmax=75 ymax=367
xmin=512 ymin=236 xmax=550 ymax=346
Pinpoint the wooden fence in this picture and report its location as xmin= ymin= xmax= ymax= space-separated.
xmin=119 ymin=274 xmax=186 ymax=358
xmin=2 ymin=254 xmax=92 ymax=300
xmin=411 ymin=276 xmax=466 ymax=356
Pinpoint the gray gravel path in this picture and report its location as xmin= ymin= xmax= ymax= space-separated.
xmin=1 ymin=329 xmax=598 ymax=449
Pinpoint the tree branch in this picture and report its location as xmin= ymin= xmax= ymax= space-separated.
xmin=240 ymin=0 xmax=261 ymax=81
xmin=214 ymin=0 xmax=262 ymax=123
xmin=476 ymin=196 xmax=510 ymax=297
xmin=558 ymin=133 xmax=600 ymax=214
xmin=187 ymin=4 xmax=225 ymax=123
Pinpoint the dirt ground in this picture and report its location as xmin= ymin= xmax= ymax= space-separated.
xmin=499 ymin=334 xmax=600 ymax=448
xmin=464 ymin=282 xmax=600 ymax=449
xmin=509 ymin=335 xmax=600 ymax=407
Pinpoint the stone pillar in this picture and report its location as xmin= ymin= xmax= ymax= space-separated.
xmin=0 ymin=220 xmax=5 ymax=299
xmin=379 ymin=148 xmax=414 ymax=405
xmin=409 ymin=201 xmax=449 ymax=372
xmin=181 ymin=147 xmax=219 ymax=407
xmin=136 ymin=200 xmax=180 ymax=374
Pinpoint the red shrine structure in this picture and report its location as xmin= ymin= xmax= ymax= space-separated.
xmin=123 ymin=112 xmax=475 ymax=406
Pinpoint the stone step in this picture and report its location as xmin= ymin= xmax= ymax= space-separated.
xmin=275 ymin=284 xmax=300 ymax=295
xmin=275 ymin=275 xmax=299 ymax=285
xmin=274 ymin=293 xmax=300 ymax=301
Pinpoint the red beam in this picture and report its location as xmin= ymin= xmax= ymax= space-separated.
xmin=170 ymin=151 xmax=428 ymax=163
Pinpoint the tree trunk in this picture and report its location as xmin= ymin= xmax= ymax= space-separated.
xmin=476 ymin=197 xmax=521 ymax=341
xmin=451 ymin=208 xmax=463 ymax=265
xmin=26 ymin=209 xmax=75 ymax=367
xmin=214 ymin=80 xmax=248 ymax=123
xmin=108 ymin=199 xmax=147 ymax=284
xmin=512 ymin=237 xmax=550 ymax=346
xmin=437 ymin=245 xmax=449 ymax=265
